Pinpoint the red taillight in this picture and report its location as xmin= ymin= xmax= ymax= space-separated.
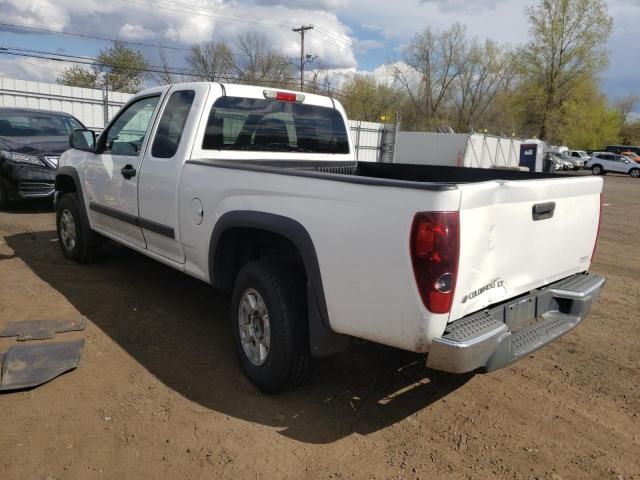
xmin=410 ymin=212 xmax=460 ymax=314
xmin=591 ymin=193 xmax=603 ymax=261
xmin=276 ymin=92 xmax=297 ymax=102
xmin=263 ymin=90 xmax=305 ymax=103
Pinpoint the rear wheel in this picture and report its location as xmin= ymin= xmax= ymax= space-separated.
xmin=231 ymin=259 xmax=309 ymax=393
xmin=591 ymin=165 xmax=603 ymax=175
xmin=630 ymin=168 xmax=640 ymax=178
xmin=56 ymin=193 xmax=102 ymax=263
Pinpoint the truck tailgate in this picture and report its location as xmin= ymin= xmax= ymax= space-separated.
xmin=450 ymin=175 xmax=603 ymax=322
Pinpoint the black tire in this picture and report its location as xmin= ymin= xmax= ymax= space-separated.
xmin=591 ymin=165 xmax=603 ymax=175
xmin=230 ymin=259 xmax=309 ymax=393
xmin=56 ymin=193 xmax=102 ymax=263
xmin=630 ymin=168 xmax=640 ymax=178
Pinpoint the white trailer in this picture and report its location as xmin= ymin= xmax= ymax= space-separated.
xmin=396 ymin=131 xmax=524 ymax=169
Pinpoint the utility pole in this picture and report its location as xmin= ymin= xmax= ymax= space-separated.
xmin=292 ymin=25 xmax=313 ymax=92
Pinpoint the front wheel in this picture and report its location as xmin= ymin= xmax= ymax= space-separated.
xmin=591 ymin=165 xmax=603 ymax=175
xmin=231 ymin=259 xmax=309 ymax=393
xmin=630 ymin=168 xmax=640 ymax=178
xmin=56 ymin=193 xmax=102 ymax=263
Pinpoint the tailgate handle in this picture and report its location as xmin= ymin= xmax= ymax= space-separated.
xmin=532 ymin=202 xmax=556 ymax=221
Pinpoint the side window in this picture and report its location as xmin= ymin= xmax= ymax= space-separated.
xmin=104 ymin=96 xmax=160 ymax=156
xmin=151 ymin=90 xmax=196 ymax=158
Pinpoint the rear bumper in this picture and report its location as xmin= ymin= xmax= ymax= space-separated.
xmin=0 ymin=162 xmax=55 ymax=201
xmin=426 ymin=272 xmax=605 ymax=374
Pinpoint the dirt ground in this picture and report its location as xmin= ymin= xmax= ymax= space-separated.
xmin=0 ymin=173 xmax=638 ymax=480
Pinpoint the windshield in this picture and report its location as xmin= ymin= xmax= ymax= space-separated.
xmin=202 ymin=97 xmax=350 ymax=154
xmin=0 ymin=113 xmax=84 ymax=137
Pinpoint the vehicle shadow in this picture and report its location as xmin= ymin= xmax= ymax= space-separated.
xmin=1 ymin=199 xmax=54 ymax=214
xmin=4 ymin=230 xmax=473 ymax=444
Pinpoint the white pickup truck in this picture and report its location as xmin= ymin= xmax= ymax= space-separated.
xmin=55 ymin=82 xmax=605 ymax=392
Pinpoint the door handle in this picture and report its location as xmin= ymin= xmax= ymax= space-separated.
xmin=121 ymin=164 xmax=137 ymax=180
xmin=532 ymin=202 xmax=556 ymax=221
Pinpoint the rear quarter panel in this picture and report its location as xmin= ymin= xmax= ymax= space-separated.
xmin=178 ymin=164 xmax=461 ymax=352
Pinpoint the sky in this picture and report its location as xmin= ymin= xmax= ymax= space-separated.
xmin=0 ymin=0 xmax=637 ymax=113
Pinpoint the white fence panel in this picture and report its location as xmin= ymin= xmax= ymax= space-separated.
xmin=1 ymin=76 xmax=394 ymax=160
xmin=0 ymin=76 xmax=130 ymax=131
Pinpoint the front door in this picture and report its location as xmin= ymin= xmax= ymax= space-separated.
xmin=84 ymin=95 xmax=161 ymax=248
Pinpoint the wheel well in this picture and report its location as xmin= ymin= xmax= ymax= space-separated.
xmin=212 ymin=227 xmax=305 ymax=291
xmin=55 ymin=175 xmax=77 ymax=194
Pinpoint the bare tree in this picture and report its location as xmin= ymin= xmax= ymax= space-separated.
xmin=615 ymin=93 xmax=640 ymax=124
xmin=453 ymin=39 xmax=515 ymax=132
xmin=232 ymin=32 xmax=293 ymax=87
xmin=154 ymin=48 xmax=192 ymax=85
xmin=188 ymin=40 xmax=235 ymax=82
xmin=395 ymin=23 xmax=467 ymax=128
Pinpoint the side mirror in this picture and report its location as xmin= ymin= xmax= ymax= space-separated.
xmin=70 ymin=129 xmax=96 ymax=151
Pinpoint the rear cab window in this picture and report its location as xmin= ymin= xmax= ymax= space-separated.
xmin=152 ymin=90 xmax=196 ymax=158
xmin=201 ymin=97 xmax=349 ymax=155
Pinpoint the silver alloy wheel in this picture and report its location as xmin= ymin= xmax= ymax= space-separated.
xmin=592 ymin=166 xmax=601 ymax=175
xmin=238 ymin=288 xmax=271 ymax=366
xmin=59 ymin=209 xmax=77 ymax=252
xmin=631 ymin=169 xmax=640 ymax=178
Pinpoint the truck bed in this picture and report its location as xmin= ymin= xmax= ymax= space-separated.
xmin=186 ymin=159 xmax=563 ymax=190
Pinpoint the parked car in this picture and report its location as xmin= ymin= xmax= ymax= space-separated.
xmin=0 ymin=108 xmax=86 ymax=208
xmin=605 ymin=145 xmax=640 ymax=155
xmin=55 ymin=82 xmax=605 ymax=393
xmin=621 ymin=151 xmax=640 ymax=164
xmin=546 ymin=152 xmax=573 ymax=171
xmin=566 ymin=150 xmax=590 ymax=169
xmin=587 ymin=152 xmax=640 ymax=178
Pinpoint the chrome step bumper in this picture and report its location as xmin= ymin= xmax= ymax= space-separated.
xmin=426 ymin=273 xmax=605 ymax=374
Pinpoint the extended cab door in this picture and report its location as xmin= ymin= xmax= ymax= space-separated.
xmin=138 ymin=83 xmax=211 ymax=263
xmin=84 ymin=94 xmax=162 ymax=248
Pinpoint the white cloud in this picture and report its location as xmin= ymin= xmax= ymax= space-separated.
xmin=119 ymin=24 xmax=155 ymax=41
xmin=418 ymin=0 xmax=507 ymax=14
xmin=0 ymin=57 xmax=70 ymax=82
xmin=0 ymin=0 xmax=637 ymax=113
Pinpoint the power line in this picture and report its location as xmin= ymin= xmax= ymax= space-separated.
xmin=0 ymin=22 xmax=191 ymax=52
xmin=0 ymin=45 xmax=404 ymax=115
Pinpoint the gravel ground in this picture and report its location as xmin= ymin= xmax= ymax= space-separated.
xmin=0 ymin=172 xmax=638 ymax=480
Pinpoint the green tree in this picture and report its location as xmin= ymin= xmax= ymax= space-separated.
xmin=554 ymin=79 xmax=621 ymax=149
xmin=520 ymin=0 xmax=613 ymax=140
xmin=56 ymin=65 xmax=98 ymax=89
xmin=57 ymin=41 xmax=149 ymax=93
xmin=340 ymin=74 xmax=404 ymax=123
